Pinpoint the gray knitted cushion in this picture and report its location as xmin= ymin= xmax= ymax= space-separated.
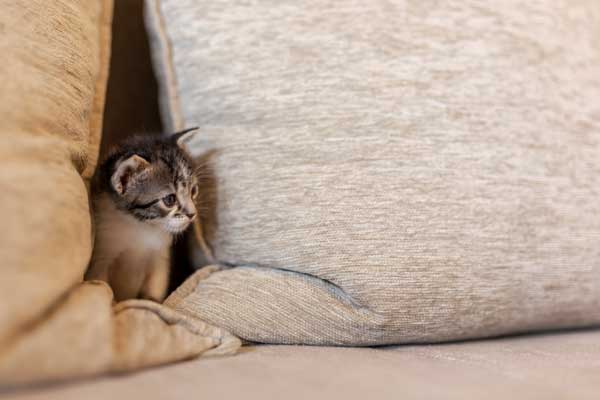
xmin=146 ymin=0 xmax=600 ymax=345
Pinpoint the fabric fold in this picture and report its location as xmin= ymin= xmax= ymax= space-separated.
xmin=0 ymin=281 xmax=240 ymax=387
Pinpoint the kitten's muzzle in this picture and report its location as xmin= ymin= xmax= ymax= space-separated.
xmin=179 ymin=199 xmax=197 ymax=222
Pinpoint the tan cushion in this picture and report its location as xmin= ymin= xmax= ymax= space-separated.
xmin=148 ymin=0 xmax=600 ymax=345
xmin=0 ymin=0 xmax=112 ymax=350
xmin=0 ymin=281 xmax=239 ymax=386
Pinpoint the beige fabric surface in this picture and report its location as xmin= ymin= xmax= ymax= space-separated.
xmin=0 ymin=0 xmax=239 ymax=387
xmin=147 ymin=0 xmax=600 ymax=345
xmin=7 ymin=328 xmax=600 ymax=400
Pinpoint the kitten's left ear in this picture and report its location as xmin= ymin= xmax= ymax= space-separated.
xmin=171 ymin=127 xmax=200 ymax=148
xmin=111 ymin=154 xmax=150 ymax=195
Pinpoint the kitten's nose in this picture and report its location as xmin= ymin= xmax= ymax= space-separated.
xmin=186 ymin=212 xmax=196 ymax=220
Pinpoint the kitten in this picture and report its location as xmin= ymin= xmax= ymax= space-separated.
xmin=85 ymin=128 xmax=200 ymax=302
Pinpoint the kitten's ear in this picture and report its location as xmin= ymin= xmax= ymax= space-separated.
xmin=171 ymin=127 xmax=200 ymax=148
xmin=111 ymin=154 xmax=150 ymax=195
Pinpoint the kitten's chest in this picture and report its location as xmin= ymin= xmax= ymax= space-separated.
xmin=96 ymin=207 xmax=171 ymax=259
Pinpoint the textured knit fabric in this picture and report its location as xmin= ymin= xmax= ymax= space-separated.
xmin=147 ymin=0 xmax=600 ymax=345
xmin=0 ymin=281 xmax=239 ymax=387
xmin=0 ymin=0 xmax=112 ymax=352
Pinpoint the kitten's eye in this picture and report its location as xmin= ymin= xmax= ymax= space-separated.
xmin=162 ymin=194 xmax=177 ymax=208
xmin=191 ymin=184 xmax=199 ymax=199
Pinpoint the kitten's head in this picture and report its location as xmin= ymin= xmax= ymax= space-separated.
xmin=98 ymin=128 xmax=200 ymax=234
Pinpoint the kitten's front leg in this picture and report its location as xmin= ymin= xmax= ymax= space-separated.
xmin=109 ymin=253 xmax=146 ymax=302
xmin=139 ymin=247 xmax=170 ymax=302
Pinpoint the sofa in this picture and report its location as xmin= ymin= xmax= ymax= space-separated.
xmin=1 ymin=1 xmax=599 ymax=398
xmin=9 ymin=331 xmax=600 ymax=399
